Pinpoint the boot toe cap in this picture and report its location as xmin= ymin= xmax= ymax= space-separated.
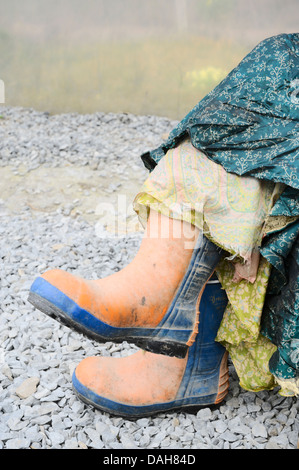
xmin=41 ymin=269 xmax=82 ymax=298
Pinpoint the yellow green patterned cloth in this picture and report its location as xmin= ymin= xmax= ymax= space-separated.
xmin=133 ymin=138 xmax=297 ymax=395
xmin=215 ymin=256 xmax=277 ymax=393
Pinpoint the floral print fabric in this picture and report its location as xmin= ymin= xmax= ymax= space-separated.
xmin=134 ymin=138 xmax=276 ymax=265
xmin=141 ymin=34 xmax=299 ymax=192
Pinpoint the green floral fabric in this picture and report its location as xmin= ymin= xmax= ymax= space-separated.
xmin=215 ymin=256 xmax=277 ymax=393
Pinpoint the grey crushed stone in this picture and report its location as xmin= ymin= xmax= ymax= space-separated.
xmin=0 ymin=105 xmax=298 ymax=449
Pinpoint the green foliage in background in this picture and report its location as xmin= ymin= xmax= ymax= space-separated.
xmin=197 ymin=0 xmax=237 ymax=20
xmin=0 ymin=33 xmax=246 ymax=119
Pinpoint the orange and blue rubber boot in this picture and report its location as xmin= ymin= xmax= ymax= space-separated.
xmin=28 ymin=232 xmax=224 ymax=359
xmin=71 ymin=279 xmax=229 ymax=417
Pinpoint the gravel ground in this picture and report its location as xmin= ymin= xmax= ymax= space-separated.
xmin=0 ymin=106 xmax=298 ymax=450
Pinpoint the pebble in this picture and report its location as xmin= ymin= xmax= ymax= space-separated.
xmin=196 ymin=408 xmax=212 ymax=420
xmin=214 ymin=419 xmax=228 ymax=433
xmin=252 ymin=422 xmax=268 ymax=438
xmin=15 ymin=377 xmax=40 ymax=399
xmin=0 ymin=105 xmax=298 ymax=449
xmin=47 ymin=431 xmax=65 ymax=447
xmin=5 ymin=438 xmax=31 ymax=449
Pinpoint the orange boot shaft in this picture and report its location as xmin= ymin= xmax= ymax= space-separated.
xmin=42 ymin=210 xmax=199 ymax=328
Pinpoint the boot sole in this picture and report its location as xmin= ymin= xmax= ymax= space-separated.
xmin=28 ymin=289 xmax=189 ymax=359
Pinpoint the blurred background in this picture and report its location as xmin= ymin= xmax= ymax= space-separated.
xmin=0 ymin=0 xmax=298 ymax=119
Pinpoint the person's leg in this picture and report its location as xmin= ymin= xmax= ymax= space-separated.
xmin=29 ymin=209 xmax=223 ymax=357
xmin=71 ymin=278 xmax=229 ymax=417
xmin=28 ymin=208 xmax=229 ymax=415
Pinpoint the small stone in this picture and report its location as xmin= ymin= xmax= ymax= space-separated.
xmin=276 ymin=412 xmax=288 ymax=425
xmin=146 ymin=426 xmax=160 ymax=437
xmin=225 ymin=397 xmax=240 ymax=408
xmin=30 ymin=442 xmax=42 ymax=449
xmin=1 ymin=364 xmax=13 ymax=380
xmin=34 ymin=388 xmax=51 ymax=399
xmin=266 ymin=435 xmax=289 ymax=449
xmin=64 ymin=439 xmax=81 ymax=449
xmin=180 ymin=432 xmax=194 ymax=442
xmin=24 ymin=426 xmax=44 ymax=443
xmin=152 ymin=431 xmax=167 ymax=444
xmin=85 ymin=427 xmax=100 ymax=442
xmin=78 ymin=441 xmax=88 ymax=449
xmin=221 ymin=431 xmax=239 ymax=442
xmin=172 ymin=417 xmax=180 ymax=427
xmin=136 ymin=418 xmax=150 ymax=428
xmin=247 ymin=403 xmax=261 ymax=413
xmin=15 ymin=377 xmax=40 ymax=399
xmin=95 ymin=421 xmax=109 ymax=435
xmin=196 ymin=408 xmax=212 ymax=420
xmin=266 ymin=440 xmax=281 ymax=449
xmin=214 ymin=419 xmax=228 ymax=433
xmin=139 ymin=434 xmax=151 ymax=447
xmin=261 ymin=401 xmax=272 ymax=412
xmin=36 ymin=403 xmax=59 ymax=416
xmin=50 ymin=415 xmax=65 ymax=430
xmin=251 ymin=423 xmax=268 ymax=438
xmin=161 ymin=437 xmax=171 ymax=447
xmin=102 ymin=430 xmax=119 ymax=445
xmin=6 ymin=438 xmax=31 ymax=449
xmin=7 ymin=416 xmax=29 ymax=431
xmin=234 ymin=423 xmax=251 ymax=435
xmin=32 ymin=415 xmax=52 ymax=425
xmin=51 ymin=243 xmax=66 ymax=251
xmin=47 ymin=431 xmax=65 ymax=447
xmin=120 ymin=435 xmax=137 ymax=449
